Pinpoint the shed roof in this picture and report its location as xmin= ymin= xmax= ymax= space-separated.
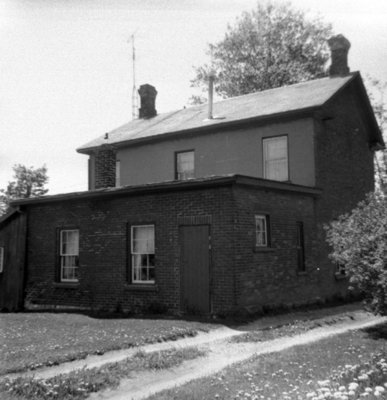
xmin=77 ymin=73 xmax=359 ymax=154
xmin=11 ymin=175 xmax=322 ymax=207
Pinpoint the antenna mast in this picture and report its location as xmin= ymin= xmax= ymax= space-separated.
xmin=130 ymin=33 xmax=138 ymax=120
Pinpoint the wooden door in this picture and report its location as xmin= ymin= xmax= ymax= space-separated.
xmin=180 ymin=225 xmax=210 ymax=314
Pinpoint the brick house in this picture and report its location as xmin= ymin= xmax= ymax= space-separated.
xmin=0 ymin=35 xmax=384 ymax=314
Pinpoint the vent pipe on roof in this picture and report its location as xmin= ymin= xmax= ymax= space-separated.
xmin=138 ymin=84 xmax=157 ymax=119
xmin=208 ymin=71 xmax=215 ymax=119
xmin=328 ymin=34 xmax=351 ymax=76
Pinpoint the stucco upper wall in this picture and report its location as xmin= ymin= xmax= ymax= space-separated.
xmin=114 ymin=118 xmax=315 ymax=187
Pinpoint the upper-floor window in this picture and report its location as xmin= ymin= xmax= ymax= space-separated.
xmin=263 ymin=136 xmax=288 ymax=181
xmin=131 ymin=225 xmax=155 ymax=284
xmin=176 ymin=151 xmax=194 ymax=180
xmin=60 ymin=230 xmax=79 ymax=282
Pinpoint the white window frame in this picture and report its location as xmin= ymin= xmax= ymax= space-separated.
xmin=0 ymin=247 xmax=4 ymax=273
xmin=263 ymin=136 xmax=289 ymax=181
xmin=131 ymin=225 xmax=155 ymax=284
xmin=176 ymin=150 xmax=195 ymax=180
xmin=60 ymin=229 xmax=79 ymax=282
xmin=336 ymin=263 xmax=346 ymax=276
xmin=255 ymin=215 xmax=269 ymax=247
xmin=115 ymin=160 xmax=121 ymax=187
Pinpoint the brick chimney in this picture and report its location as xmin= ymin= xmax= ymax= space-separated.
xmin=328 ymin=34 xmax=351 ymax=76
xmin=138 ymin=84 xmax=157 ymax=119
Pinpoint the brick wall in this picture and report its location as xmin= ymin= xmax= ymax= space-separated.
xmin=24 ymin=185 xmax=236 ymax=315
xmin=23 ymin=179 xmax=345 ymax=316
xmin=94 ymin=147 xmax=116 ymax=189
xmin=232 ymin=185 xmax=321 ymax=313
xmin=313 ymin=83 xmax=375 ymax=297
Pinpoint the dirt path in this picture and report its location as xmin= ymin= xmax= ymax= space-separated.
xmin=2 ymin=326 xmax=244 ymax=381
xmin=89 ymin=312 xmax=387 ymax=400
xmin=2 ymin=303 xmax=361 ymax=381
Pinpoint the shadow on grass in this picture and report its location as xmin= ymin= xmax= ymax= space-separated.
xmin=363 ymin=322 xmax=387 ymax=340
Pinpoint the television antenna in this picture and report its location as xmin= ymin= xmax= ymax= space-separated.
xmin=128 ymin=32 xmax=138 ymax=120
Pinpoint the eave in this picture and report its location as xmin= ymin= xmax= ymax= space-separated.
xmin=76 ymin=107 xmax=319 ymax=155
xmin=11 ymin=175 xmax=322 ymax=207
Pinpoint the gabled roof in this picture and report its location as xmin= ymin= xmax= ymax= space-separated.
xmin=77 ymin=72 xmax=383 ymax=154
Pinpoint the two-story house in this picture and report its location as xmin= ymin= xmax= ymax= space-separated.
xmin=0 ymin=35 xmax=384 ymax=314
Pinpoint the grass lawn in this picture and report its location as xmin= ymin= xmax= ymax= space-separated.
xmin=0 ymin=347 xmax=206 ymax=400
xmin=0 ymin=312 xmax=216 ymax=375
xmin=148 ymin=323 xmax=387 ymax=400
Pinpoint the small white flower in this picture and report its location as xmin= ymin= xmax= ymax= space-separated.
xmin=348 ymin=382 xmax=359 ymax=391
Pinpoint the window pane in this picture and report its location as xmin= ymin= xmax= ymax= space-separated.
xmin=61 ymin=230 xmax=79 ymax=255
xmin=264 ymin=137 xmax=288 ymax=181
xmin=255 ymin=216 xmax=267 ymax=246
xmin=133 ymin=265 xmax=141 ymax=281
xmin=177 ymin=151 xmax=194 ymax=180
xmin=132 ymin=226 xmax=154 ymax=253
xmin=131 ymin=225 xmax=155 ymax=283
xmin=148 ymin=267 xmax=155 ymax=281
xmin=60 ymin=230 xmax=79 ymax=282
xmin=132 ymin=254 xmax=142 ymax=267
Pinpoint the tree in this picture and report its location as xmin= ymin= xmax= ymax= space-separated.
xmin=190 ymin=1 xmax=333 ymax=102
xmin=325 ymin=193 xmax=387 ymax=315
xmin=325 ymin=79 xmax=386 ymax=314
xmin=0 ymin=164 xmax=49 ymax=216
xmin=365 ymin=76 xmax=387 ymax=193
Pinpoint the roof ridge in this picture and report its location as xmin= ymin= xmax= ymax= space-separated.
xmin=77 ymin=73 xmax=359 ymax=154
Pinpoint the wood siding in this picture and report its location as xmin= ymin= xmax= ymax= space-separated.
xmin=0 ymin=212 xmax=27 ymax=311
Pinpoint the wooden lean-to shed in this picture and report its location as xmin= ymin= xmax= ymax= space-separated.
xmin=0 ymin=209 xmax=27 ymax=311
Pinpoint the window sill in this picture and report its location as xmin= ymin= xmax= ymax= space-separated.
xmin=124 ymin=284 xmax=158 ymax=292
xmin=53 ymin=282 xmax=79 ymax=289
xmin=253 ymin=246 xmax=275 ymax=253
xmin=335 ymin=273 xmax=347 ymax=281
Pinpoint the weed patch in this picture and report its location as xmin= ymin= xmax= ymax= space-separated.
xmin=231 ymin=315 xmax=351 ymax=343
xmin=148 ymin=323 xmax=387 ymax=399
xmin=0 ymin=347 xmax=206 ymax=400
xmin=0 ymin=313 xmax=214 ymax=375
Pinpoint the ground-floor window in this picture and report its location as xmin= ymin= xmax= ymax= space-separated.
xmin=296 ymin=221 xmax=305 ymax=272
xmin=255 ymin=215 xmax=270 ymax=247
xmin=60 ymin=229 xmax=79 ymax=282
xmin=0 ymin=247 xmax=4 ymax=273
xmin=131 ymin=225 xmax=155 ymax=284
xmin=336 ymin=263 xmax=346 ymax=276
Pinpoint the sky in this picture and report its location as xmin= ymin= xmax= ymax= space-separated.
xmin=0 ymin=0 xmax=386 ymax=195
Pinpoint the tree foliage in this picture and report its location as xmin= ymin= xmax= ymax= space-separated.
xmin=190 ymin=1 xmax=333 ymax=102
xmin=366 ymin=76 xmax=387 ymax=193
xmin=0 ymin=164 xmax=49 ymax=216
xmin=325 ymin=193 xmax=387 ymax=315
